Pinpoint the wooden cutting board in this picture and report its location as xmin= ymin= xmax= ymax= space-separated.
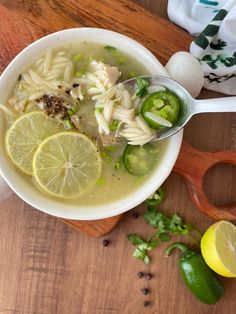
xmin=0 ymin=0 xmax=235 ymax=237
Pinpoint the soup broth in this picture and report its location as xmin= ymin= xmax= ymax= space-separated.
xmin=2 ymin=42 xmax=168 ymax=206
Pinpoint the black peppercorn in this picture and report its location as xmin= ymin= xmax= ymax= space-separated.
xmin=141 ymin=288 xmax=150 ymax=295
xmin=143 ymin=301 xmax=150 ymax=307
xmin=132 ymin=212 xmax=140 ymax=219
xmin=137 ymin=271 xmax=144 ymax=278
xmin=102 ymin=239 xmax=110 ymax=247
xmin=145 ymin=273 xmax=153 ymax=280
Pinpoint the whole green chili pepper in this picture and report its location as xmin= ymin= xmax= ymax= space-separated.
xmin=165 ymin=243 xmax=224 ymax=304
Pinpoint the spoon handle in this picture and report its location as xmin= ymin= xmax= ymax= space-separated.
xmin=193 ymin=96 xmax=236 ymax=114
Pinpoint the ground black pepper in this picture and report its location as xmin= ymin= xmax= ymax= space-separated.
xmin=72 ymin=83 xmax=80 ymax=88
xmin=39 ymin=95 xmax=68 ymax=118
xmin=18 ymin=74 xmax=22 ymax=81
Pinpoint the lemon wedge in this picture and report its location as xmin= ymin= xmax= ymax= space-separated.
xmin=201 ymin=221 xmax=236 ymax=277
xmin=33 ymin=132 xmax=102 ymax=199
xmin=5 ymin=111 xmax=63 ymax=175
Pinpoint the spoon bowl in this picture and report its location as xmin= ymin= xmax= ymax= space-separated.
xmin=123 ymin=75 xmax=236 ymax=140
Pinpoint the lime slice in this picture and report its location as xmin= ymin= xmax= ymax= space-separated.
xmin=33 ymin=132 xmax=102 ymax=199
xmin=5 ymin=111 xmax=63 ymax=175
xmin=201 ymin=221 xmax=236 ymax=278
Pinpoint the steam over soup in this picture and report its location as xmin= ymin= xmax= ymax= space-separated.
xmin=1 ymin=42 xmax=168 ymax=206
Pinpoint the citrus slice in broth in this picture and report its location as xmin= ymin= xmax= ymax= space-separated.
xmin=33 ymin=132 xmax=102 ymax=199
xmin=5 ymin=111 xmax=63 ymax=175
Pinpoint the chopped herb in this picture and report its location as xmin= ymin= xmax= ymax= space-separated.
xmin=68 ymin=105 xmax=78 ymax=117
xmin=127 ymin=187 xmax=201 ymax=264
xmin=127 ymin=234 xmax=159 ymax=264
xmin=114 ymin=159 xmax=122 ymax=170
xmin=95 ymin=107 xmax=103 ymax=113
xmin=18 ymin=74 xmax=22 ymax=81
xmin=73 ymin=53 xmax=83 ymax=62
xmin=135 ymin=176 xmax=144 ymax=185
xmin=101 ymin=151 xmax=112 ymax=163
xmin=96 ymin=177 xmax=107 ymax=186
xmin=105 ymin=145 xmax=116 ymax=152
xmin=98 ymin=56 xmax=106 ymax=62
xmin=104 ymin=46 xmax=126 ymax=64
xmin=75 ymin=71 xmax=84 ymax=78
xmin=117 ymin=56 xmax=126 ymax=65
xmin=88 ymin=56 xmax=94 ymax=63
xmin=128 ymin=70 xmax=137 ymax=78
xmin=72 ymin=83 xmax=80 ymax=88
xmin=136 ymin=77 xmax=149 ymax=98
xmin=104 ymin=45 xmax=117 ymax=51
xmin=109 ymin=119 xmax=119 ymax=131
xmin=64 ymin=118 xmax=74 ymax=130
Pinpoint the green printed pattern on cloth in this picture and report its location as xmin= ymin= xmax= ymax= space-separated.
xmin=194 ymin=9 xmax=227 ymax=49
xmin=190 ymin=2 xmax=236 ymax=95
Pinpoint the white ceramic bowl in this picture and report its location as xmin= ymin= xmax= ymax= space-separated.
xmin=0 ymin=28 xmax=183 ymax=220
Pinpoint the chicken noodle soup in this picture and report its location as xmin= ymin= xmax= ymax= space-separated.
xmin=1 ymin=42 xmax=168 ymax=206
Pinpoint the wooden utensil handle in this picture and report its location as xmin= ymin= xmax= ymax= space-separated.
xmin=174 ymin=141 xmax=236 ymax=220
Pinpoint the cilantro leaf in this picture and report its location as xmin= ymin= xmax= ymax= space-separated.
xmin=128 ymin=235 xmax=159 ymax=264
xmin=127 ymin=185 xmax=201 ymax=264
xmin=127 ymin=234 xmax=145 ymax=245
xmin=135 ymin=78 xmax=149 ymax=98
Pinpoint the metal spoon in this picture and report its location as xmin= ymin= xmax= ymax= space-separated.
xmin=123 ymin=75 xmax=236 ymax=141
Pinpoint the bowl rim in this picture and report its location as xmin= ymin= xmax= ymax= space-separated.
xmin=0 ymin=27 xmax=183 ymax=220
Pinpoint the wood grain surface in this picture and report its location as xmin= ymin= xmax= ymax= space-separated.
xmin=0 ymin=0 xmax=236 ymax=314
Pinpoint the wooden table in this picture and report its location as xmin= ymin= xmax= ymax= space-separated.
xmin=0 ymin=1 xmax=236 ymax=313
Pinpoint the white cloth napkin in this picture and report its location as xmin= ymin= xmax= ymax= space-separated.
xmin=168 ymin=0 xmax=236 ymax=95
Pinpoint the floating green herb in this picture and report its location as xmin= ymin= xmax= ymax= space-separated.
xmin=64 ymin=118 xmax=74 ymax=130
xmin=128 ymin=70 xmax=137 ymax=78
xmin=104 ymin=46 xmax=126 ymax=64
xmin=73 ymin=53 xmax=83 ymax=62
xmin=101 ymin=151 xmax=112 ymax=163
xmin=109 ymin=119 xmax=119 ymax=131
xmin=114 ymin=159 xmax=122 ymax=170
xmin=135 ymin=77 xmax=149 ymax=98
xmin=96 ymin=177 xmax=107 ymax=186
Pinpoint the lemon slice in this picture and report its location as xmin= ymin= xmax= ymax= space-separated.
xmin=5 ymin=111 xmax=63 ymax=175
xmin=201 ymin=221 xmax=236 ymax=277
xmin=33 ymin=132 xmax=102 ymax=199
